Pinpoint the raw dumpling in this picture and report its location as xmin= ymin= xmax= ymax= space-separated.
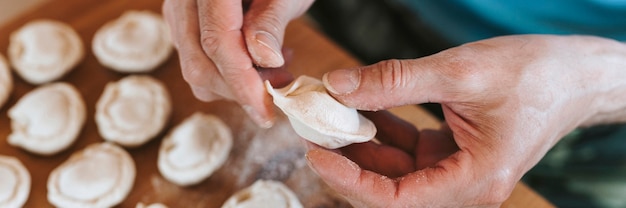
xmin=136 ymin=202 xmax=168 ymax=208
xmin=265 ymin=75 xmax=376 ymax=149
xmin=8 ymin=19 xmax=84 ymax=84
xmin=47 ymin=142 xmax=135 ymax=208
xmin=92 ymin=10 xmax=173 ymax=72
xmin=8 ymin=82 xmax=86 ymax=155
xmin=221 ymin=180 xmax=302 ymax=208
xmin=96 ymin=75 xmax=171 ymax=147
xmin=0 ymin=155 xmax=30 ymax=208
xmin=0 ymin=54 xmax=12 ymax=108
xmin=158 ymin=112 xmax=233 ymax=186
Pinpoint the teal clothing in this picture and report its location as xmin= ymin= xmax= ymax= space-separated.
xmin=398 ymin=0 xmax=626 ymax=44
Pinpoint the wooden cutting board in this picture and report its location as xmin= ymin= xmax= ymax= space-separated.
xmin=0 ymin=0 xmax=554 ymax=207
xmin=0 ymin=0 xmax=361 ymax=207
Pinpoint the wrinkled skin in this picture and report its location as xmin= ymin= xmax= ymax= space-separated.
xmin=307 ymin=35 xmax=626 ymax=207
xmin=163 ymin=0 xmax=626 ymax=206
xmin=162 ymin=0 xmax=313 ymax=128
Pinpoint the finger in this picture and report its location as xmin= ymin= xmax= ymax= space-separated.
xmin=322 ymin=59 xmax=448 ymax=111
xmin=340 ymin=142 xmax=415 ymax=178
xmin=305 ymin=147 xmax=398 ymax=207
xmin=257 ymin=48 xmax=295 ymax=88
xmin=163 ymin=0 xmax=229 ymax=101
xmin=190 ymin=85 xmax=221 ymax=102
xmin=360 ymin=110 xmax=419 ymax=154
xmin=197 ymin=0 xmax=274 ymax=128
xmin=243 ymin=0 xmax=314 ymax=67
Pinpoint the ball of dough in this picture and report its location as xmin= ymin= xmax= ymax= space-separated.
xmin=92 ymin=10 xmax=173 ymax=72
xmin=265 ymin=76 xmax=376 ymax=149
xmin=0 ymin=155 xmax=31 ymax=208
xmin=96 ymin=75 xmax=171 ymax=147
xmin=0 ymin=54 xmax=12 ymax=108
xmin=47 ymin=142 xmax=135 ymax=208
xmin=222 ymin=180 xmax=303 ymax=208
xmin=8 ymin=19 xmax=84 ymax=85
xmin=8 ymin=82 xmax=86 ymax=155
xmin=158 ymin=112 xmax=233 ymax=186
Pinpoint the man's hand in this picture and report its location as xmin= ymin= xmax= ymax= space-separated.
xmin=162 ymin=0 xmax=313 ymax=127
xmin=307 ymin=35 xmax=626 ymax=207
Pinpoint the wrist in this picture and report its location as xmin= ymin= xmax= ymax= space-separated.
xmin=582 ymin=40 xmax=626 ymax=126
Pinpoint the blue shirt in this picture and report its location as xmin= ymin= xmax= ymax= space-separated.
xmin=397 ymin=0 xmax=626 ymax=45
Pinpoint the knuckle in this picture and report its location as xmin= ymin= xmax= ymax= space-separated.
xmin=439 ymin=48 xmax=483 ymax=80
xmin=435 ymin=47 xmax=490 ymax=94
xmin=376 ymin=59 xmax=411 ymax=92
xmin=200 ymin=31 xmax=220 ymax=56
xmin=180 ymin=56 xmax=210 ymax=87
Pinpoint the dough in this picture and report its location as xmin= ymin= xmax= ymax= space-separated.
xmin=136 ymin=202 xmax=168 ymax=208
xmin=265 ymin=75 xmax=376 ymax=149
xmin=96 ymin=75 xmax=171 ymax=147
xmin=158 ymin=112 xmax=233 ymax=186
xmin=8 ymin=19 xmax=84 ymax=84
xmin=0 ymin=54 xmax=12 ymax=108
xmin=92 ymin=10 xmax=173 ymax=72
xmin=0 ymin=155 xmax=30 ymax=208
xmin=221 ymin=180 xmax=303 ymax=208
xmin=47 ymin=142 xmax=135 ymax=208
xmin=8 ymin=82 xmax=86 ymax=155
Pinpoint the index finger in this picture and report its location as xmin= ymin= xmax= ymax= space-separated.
xmin=197 ymin=0 xmax=274 ymax=127
xmin=306 ymin=144 xmax=508 ymax=207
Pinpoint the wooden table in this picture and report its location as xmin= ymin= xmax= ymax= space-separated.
xmin=0 ymin=0 xmax=554 ymax=207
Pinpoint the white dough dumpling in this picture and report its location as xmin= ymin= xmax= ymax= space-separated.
xmin=0 ymin=54 xmax=12 ymax=108
xmin=0 ymin=155 xmax=31 ymax=208
xmin=158 ymin=112 xmax=233 ymax=186
xmin=8 ymin=82 xmax=86 ymax=155
xmin=222 ymin=180 xmax=303 ymax=208
xmin=265 ymin=75 xmax=376 ymax=149
xmin=47 ymin=142 xmax=135 ymax=208
xmin=92 ymin=10 xmax=173 ymax=72
xmin=96 ymin=75 xmax=171 ymax=147
xmin=8 ymin=19 xmax=84 ymax=84
xmin=136 ymin=202 xmax=168 ymax=208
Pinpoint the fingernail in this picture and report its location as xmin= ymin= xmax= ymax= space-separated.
xmin=253 ymin=31 xmax=284 ymax=67
xmin=243 ymin=105 xmax=274 ymax=129
xmin=322 ymin=69 xmax=360 ymax=95
xmin=304 ymin=151 xmax=320 ymax=175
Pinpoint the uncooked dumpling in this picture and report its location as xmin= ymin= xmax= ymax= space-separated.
xmin=158 ymin=112 xmax=233 ymax=186
xmin=8 ymin=19 xmax=83 ymax=84
xmin=8 ymin=82 xmax=86 ymax=155
xmin=96 ymin=75 xmax=171 ymax=147
xmin=0 ymin=54 xmax=12 ymax=108
xmin=136 ymin=202 xmax=168 ymax=208
xmin=222 ymin=180 xmax=302 ymax=208
xmin=265 ymin=75 xmax=376 ymax=149
xmin=47 ymin=142 xmax=135 ymax=208
xmin=0 ymin=155 xmax=30 ymax=208
xmin=92 ymin=10 xmax=173 ymax=72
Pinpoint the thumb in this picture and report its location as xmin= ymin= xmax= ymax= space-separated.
xmin=322 ymin=59 xmax=446 ymax=111
xmin=243 ymin=0 xmax=314 ymax=68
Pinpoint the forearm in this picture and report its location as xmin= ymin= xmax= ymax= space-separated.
xmin=582 ymin=40 xmax=626 ymax=126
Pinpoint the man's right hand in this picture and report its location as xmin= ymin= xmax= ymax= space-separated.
xmin=162 ymin=0 xmax=313 ymax=128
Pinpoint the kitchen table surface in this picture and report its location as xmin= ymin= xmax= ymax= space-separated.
xmin=0 ymin=0 xmax=554 ymax=207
